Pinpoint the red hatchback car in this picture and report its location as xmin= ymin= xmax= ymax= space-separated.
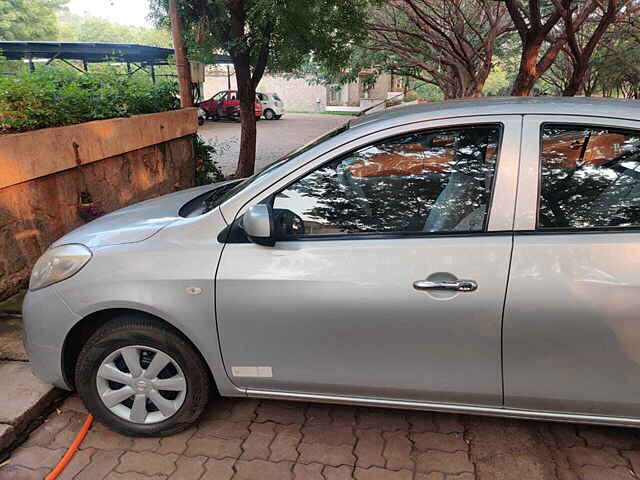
xmin=199 ymin=90 xmax=263 ymax=121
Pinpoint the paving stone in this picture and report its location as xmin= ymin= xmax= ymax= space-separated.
xmin=0 ymin=315 xmax=28 ymax=361
xmin=104 ymin=472 xmax=167 ymax=480
xmin=323 ymin=465 xmax=355 ymax=480
xmin=358 ymin=409 xmax=408 ymax=431
xmin=234 ymin=459 xmax=294 ymax=480
xmin=354 ymin=466 xmax=413 ymax=479
xmin=293 ymin=462 xmax=324 ymax=479
xmin=330 ymin=406 xmax=357 ymax=427
xmin=230 ymin=399 xmax=259 ymax=421
xmin=415 ymin=450 xmax=474 ymax=475
xmin=412 ymin=432 xmax=468 ymax=453
xmin=433 ymin=413 xmax=464 ymax=434
xmin=414 ymin=473 xmax=445 ymax=480
xmin=0 ymin=361 xmax=60 ymax=432
xmin=116 ymin=451 xmax=178 ymax=476
xmin=578 ymin=426 xmax=637 ymax=450
xmin=196 ymin=419 xmax=250 ymax=439
xmin=270 ymin=424 xmax=301 ymax=462
xmin=130 ymin=436 xmax=161 ymax=452
xmin=565 ymin=446 xmax=627 ymax=468
xmin=75 ymin=449 xmax=123 ymax=480
xmin=157 ymin=427 xmax=196 ymax=455
xmin=298 ymin=442 xmax=356 ymax=466
xmin=167 ymin=455 xmax=206 ymax=479
xmin=82 ymin=421 xmax=134 ymax=451
xmin=473 ymin=452 xmax=553 ymax=480
xmin=241 ymin=421 xmax=275 ymax=460
xmin=622 ymin=450 xmax=640 ymax=475
xmin=256 ymin=401 xmax=306 ymax=424
xmin=57 ymin=447 xmax=95 ymax=480
xmin=0 ymin=464 xmax=50 ymax=480
xmin=548 ymin=423 xmax=585 ymax=448
xmin=200 ymin=457 xmax=234 ymax=480
xmin=10 ymin=445 xmax=65 ymax=470
xmin=22 ymin=410 xmax=73 ymax=448
xmin=306 ymin=404 xmax=333 ymax=425
xmin=382 ymin=430 xmax=414 ymax=470
xmin=59 ymin=395 xmax=88 ymax=414
xmin=302 ymin=424 xmax=356 ymax=446
xmin=578 ymin=465 xmax=637 ymax=480
xmin=0 ymin=424 xmax=15 ymax=451
xmin=51 ymin=412 xmax=90 ymax=449
xmin=185 ymin=435 xmax=243 ymax=458
xmin=406 ymin=411 xmax=437 ymax=433
xmin=354 ymin=429 xmax=385 ymax=468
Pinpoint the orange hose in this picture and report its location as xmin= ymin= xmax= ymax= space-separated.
xmin=45 ymin=414 xmax=93 ymax=480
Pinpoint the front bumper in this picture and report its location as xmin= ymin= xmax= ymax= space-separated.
xmin=22 ymin=287 xmax=81 ymax=390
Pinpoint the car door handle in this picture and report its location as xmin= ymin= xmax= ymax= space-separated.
xmin=413 ymin=279 xmax=478 ymax=292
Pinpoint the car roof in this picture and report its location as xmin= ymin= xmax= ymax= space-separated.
xmin=349 ymin=97 xmax=640 ymax=131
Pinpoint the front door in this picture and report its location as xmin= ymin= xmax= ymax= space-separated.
xmin=505 ymin=116 xmax=640 ymax=418
xmin=216 ymin=119 xmax=521 ymax=406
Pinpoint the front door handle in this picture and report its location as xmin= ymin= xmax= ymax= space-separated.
xmin=413 ymin=279 xmax=478 ymax=292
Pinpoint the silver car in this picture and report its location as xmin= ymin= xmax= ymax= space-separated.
xmin=23 ymin=97 xmax=640 ymax=436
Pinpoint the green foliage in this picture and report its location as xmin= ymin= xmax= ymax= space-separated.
xmin=0 ymin=67 xmax=179 ymax=134
xmin=193 ymin=135 xmax=225 ymax=185
xmin=57 ymin=12 xmax=173 ymax=47
xmin=0 ymin=0 xmax=67 ymax=40
xmin=482 ymin=65 xmax=510 ymax=96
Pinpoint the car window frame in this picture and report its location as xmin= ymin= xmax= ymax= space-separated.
xmin=515 ymin=115 xmax=640 ymax=233
xmin=218 ymin=115 xmax=523 ymax=241
xmin=268 ymin=123 xmax=505 ymax=241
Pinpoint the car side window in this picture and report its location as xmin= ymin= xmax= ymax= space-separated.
xmin=272 ymin=125 xmax=501 ymax=237
xmin=539 ymin=124 xmax=640 ymax=229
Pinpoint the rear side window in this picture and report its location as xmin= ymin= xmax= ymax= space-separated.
xmin=273 ymin=125 xmax=501 ymax=236
xmin=273 ymin=94 xmax=282 ymax=101
xmin=539 ymin=124 xmax=640 ymax=229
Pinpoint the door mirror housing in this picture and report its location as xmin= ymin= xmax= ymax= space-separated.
xmin=242 ymin=204 xmax=275 ymax=246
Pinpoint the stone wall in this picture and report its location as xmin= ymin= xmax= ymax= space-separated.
xmin=0 ymin=109 xmax=198 ymax=300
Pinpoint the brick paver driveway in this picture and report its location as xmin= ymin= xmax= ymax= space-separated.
xmin=4 ymin=394 xmax=640 ymax=480
xmin=197 ymin=113 xmax=349 ymax=176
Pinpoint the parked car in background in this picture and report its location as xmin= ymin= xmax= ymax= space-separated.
xmin=199 ymin=90 xmax=263 ymax=121
xmin=257 ymin=92 xmax=284 ymax=120
xmin=24 ymin=97 xmax=640 ymax=437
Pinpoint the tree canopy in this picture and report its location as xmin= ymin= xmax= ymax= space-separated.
xmin=0 ymin=0 xmax=68 ymax=40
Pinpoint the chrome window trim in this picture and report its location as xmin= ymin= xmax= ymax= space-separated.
xmin=222 ymin=115 xmax=523 ymax=233
xmin=515 ymin=115 xmax=640 ymax=231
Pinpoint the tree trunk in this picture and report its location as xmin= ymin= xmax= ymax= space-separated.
xmin=235 ymin=74 xmax=257 ymax=178
xmin=563 ymin=63 xmax=588 ymax=96
xmin=168 ymin=0 xmax=193 ymax=108
xmin=511 ymin=41 xmax=540 ymax=96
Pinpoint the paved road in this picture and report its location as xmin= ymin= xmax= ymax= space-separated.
xmin=197 ymin=113 xmax=349 ymax=176
xmin=4 ymin=394 xmax=640 ymax=480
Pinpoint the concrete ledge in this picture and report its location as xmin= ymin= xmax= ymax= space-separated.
xmin=0 ymin=108 xmax=198 ymax=189
xmin=0 ymin=362 xmax=61 ymax=453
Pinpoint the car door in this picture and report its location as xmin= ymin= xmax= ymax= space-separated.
xmin=504 ymin=115 xmax=640 ymax=418
xmin=216 ymin=116 xmax=521 ymax=406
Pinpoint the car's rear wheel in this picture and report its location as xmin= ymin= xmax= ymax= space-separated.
xmin=75 ymin=315 xmax=210 ymax=437
xmin=274 ymin=114 xmax=282 ymax=120
xmin=264 ymin=108 xmax=275 ymax=120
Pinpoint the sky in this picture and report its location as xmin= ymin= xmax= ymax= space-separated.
xmin=66 ymin=0 xmax=153 ymax=27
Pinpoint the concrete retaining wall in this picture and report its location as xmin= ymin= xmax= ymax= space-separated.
xmin=0 ymin=109 xmax=198 ymax=300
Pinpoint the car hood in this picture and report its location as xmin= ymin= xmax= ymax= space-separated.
xmin=52 ymin=181 xmax=236 ymax=248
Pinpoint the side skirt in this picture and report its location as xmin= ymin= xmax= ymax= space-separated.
xmin=245 ymin=389 xmax=640 ymax=428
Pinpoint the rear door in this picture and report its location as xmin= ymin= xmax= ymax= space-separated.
xmin=504 ymin=115 xmax=640 ymax=418
xmin=216 ymin=116 xmax=522 ymax=405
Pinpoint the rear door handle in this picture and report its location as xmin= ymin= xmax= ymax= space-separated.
xmin=413 ymin=279 xmax=478 ymax=292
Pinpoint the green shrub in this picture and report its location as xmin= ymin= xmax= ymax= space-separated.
xmin=193 ymin=135 xmax=225 ymax=185
xmin=0 ymin=67 xmax=179 ymax=134
xmin=403 ymin=90 xmax=419 ymax=102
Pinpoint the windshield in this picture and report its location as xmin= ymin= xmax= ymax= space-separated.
xmin=212 ymin=91 xmax=226 ymax=101
xmin=212 ymin=123 xmax=349 ymax=208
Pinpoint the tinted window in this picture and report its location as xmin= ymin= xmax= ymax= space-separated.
xmin=212 ymin=91 xmax=226 ymax=100
xmin=539 ymin=124 xmax=640 ymax=229
xmin=273 ymin=125 xmax=500 ymax=236
xmin=273 ymin=94 xmax=282 ymax=101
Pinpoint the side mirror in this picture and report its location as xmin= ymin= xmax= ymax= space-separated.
xmin=242 ymin=204 xmax=275 ymax=246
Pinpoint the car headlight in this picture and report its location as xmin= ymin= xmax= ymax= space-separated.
xmin=29 ymin=244 xmax=92 ymax=291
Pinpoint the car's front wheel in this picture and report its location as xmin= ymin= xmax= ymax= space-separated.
xmin=75 ymin=315 xmax=210 ymax=437
xmin=264 ymin=108 xmax=275 ymax=120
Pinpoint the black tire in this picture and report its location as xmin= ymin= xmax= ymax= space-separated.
xmin=274 ymin=115 xmax=282 ymax=120
xmin=264 ymin=108 xmax=275 ymax=120
xmin=75 ymin=314 xmax=210 ymax=437
xmin=198 ymin=117 xmax=204 ymax=126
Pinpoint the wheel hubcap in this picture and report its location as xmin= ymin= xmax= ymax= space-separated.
xmin=96 ymin=345 xmax=187 ymax=424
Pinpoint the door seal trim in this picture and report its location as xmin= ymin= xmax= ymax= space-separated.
xmin=246 ymin=388 xmax=640 ymax=428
